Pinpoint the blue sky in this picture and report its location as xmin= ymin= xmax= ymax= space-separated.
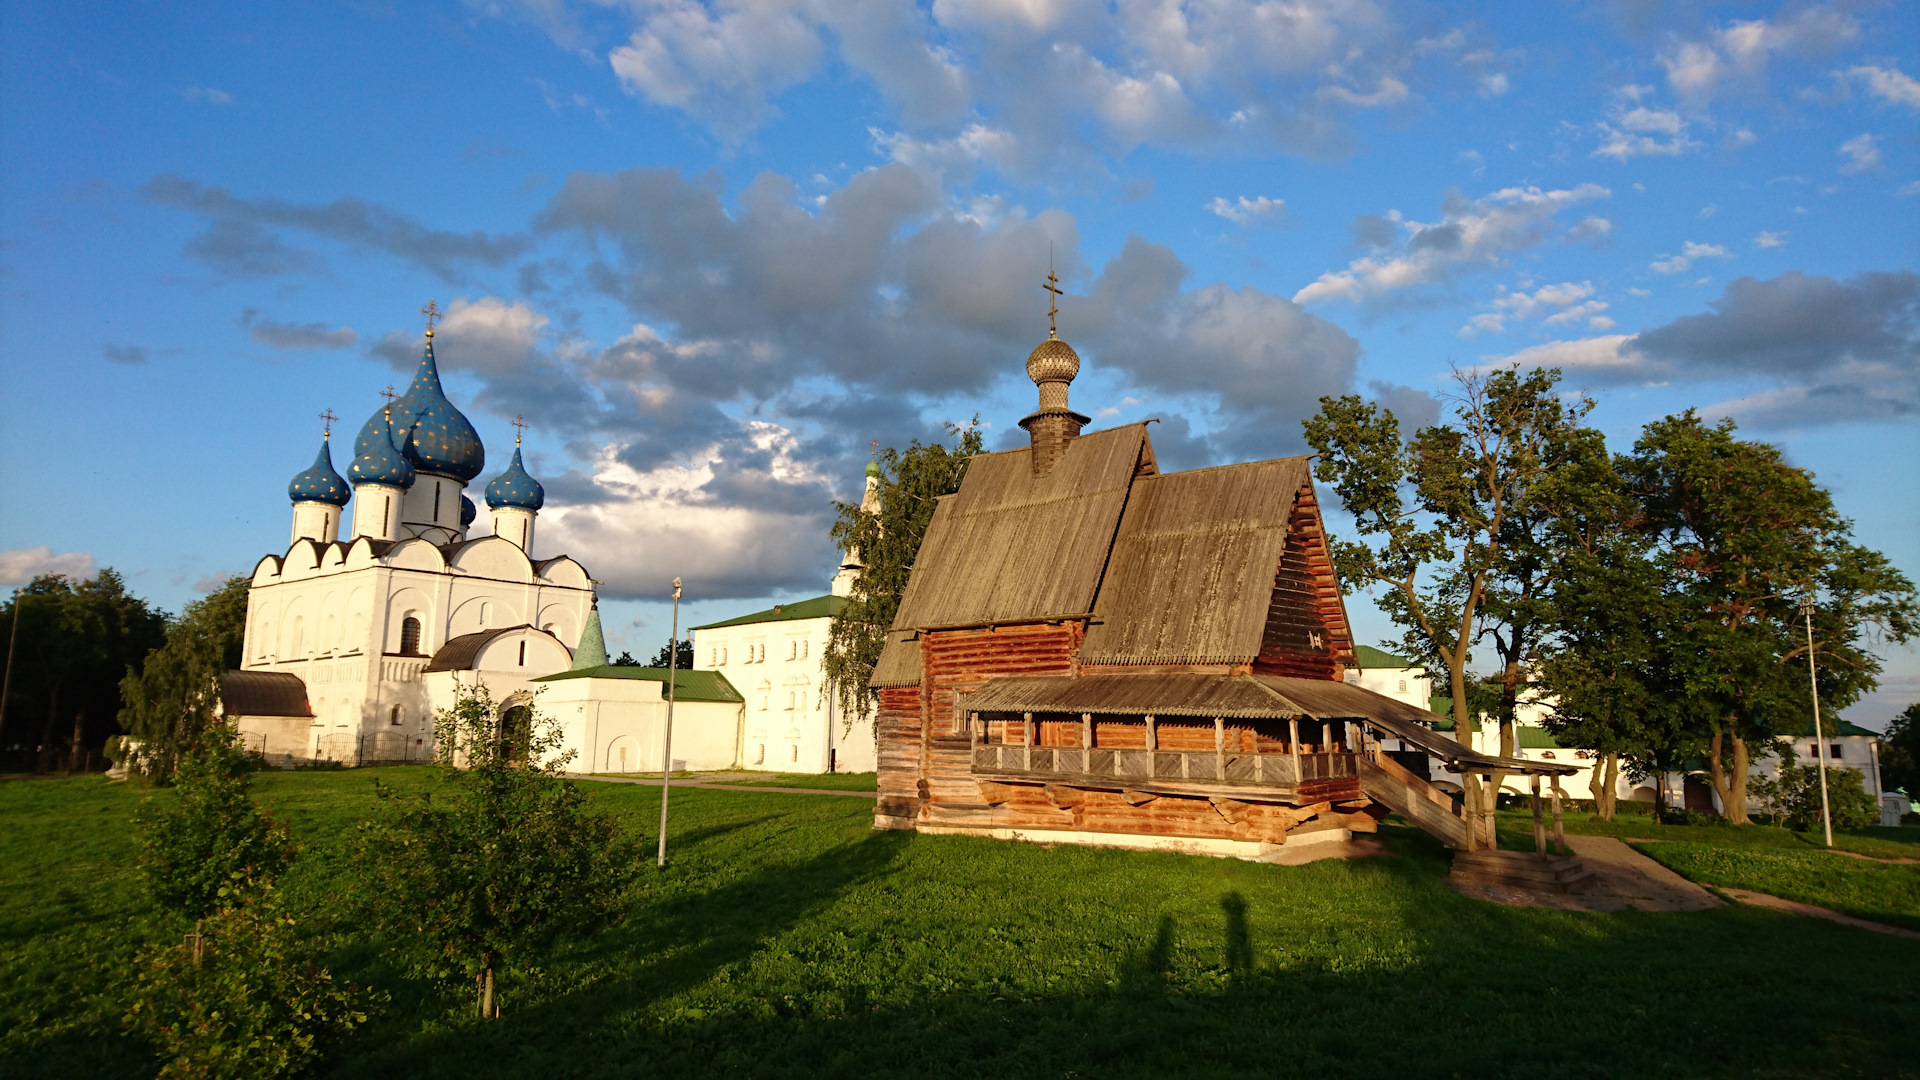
xmin=2 ymin=0 xmax=1915 ymax=724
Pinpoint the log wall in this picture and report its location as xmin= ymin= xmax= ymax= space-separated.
xmin=1253 ymin=482 xmax=1348 ymax=680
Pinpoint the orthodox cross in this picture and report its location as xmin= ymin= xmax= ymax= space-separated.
xmin=1042 ymin=269 xmax=1063 ymax=337
xmin=319 ymin=408 xmax=338 ymax=438
xmin=380 ymin=385 xmax=398 ymax=406
xmin=512 ymin=414 xmax=529 ymax=446
xmin=870 ymin=438 xmax=879 ymax=457
xmin=421 ymin=299 xmax=442 ymax=337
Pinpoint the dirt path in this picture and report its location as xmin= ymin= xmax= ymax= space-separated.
xmin=1450 ymin=835 xmax=1721 ymax=913
xmin=1717 ymin=887 xmax=1920 ymax=940
xmin=572 ymin=773 xmax=878 ymax=799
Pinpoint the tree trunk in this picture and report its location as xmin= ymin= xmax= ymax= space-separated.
xmin=479 ymin=967 xmax=494 ymax=1019
xmin=1589 ymin=752 xmax=1618 ymax=821
xmin=1706 ymin=724 xmax=1754 ymax=825
xmin=37 ymin=685 xmax=59 ymax=774
xmin=1447 ymin=659 xmax=1483 ymax=851
xmin=69 ymin=710 xmax=84 ymax=774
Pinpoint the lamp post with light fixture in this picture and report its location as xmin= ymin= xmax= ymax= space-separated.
xmin=658 ymin=577 xmax=682 ymax=868
xmin=1800 ymin=595 xmax=1833 ymax=848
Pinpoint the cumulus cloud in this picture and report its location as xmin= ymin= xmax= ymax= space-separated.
xmin=1592 ymin=86 xmax=1698 ymax=160
xmin=1756 ymin=230 xmax=1787 ymax=248
xmin=1460 ymin=280 xmax=1609 ymax=336
xmin=1650 ymin=240 xmax=1732 ymax=274
xmin=1838 ymin=133 xmax=1882 ymax=174
xmin=493 ymin=0 xmax=1446 ymax=169
xmin=1294 ymin=184 xmax=1610 ymax=305
xmin=1206 ymin=195 xmax=1286 ymax=226
xmin=141 ymin=175 xmax=530 ymax=282
xmin=0 ymin=547 xmax=97 ymax=585
xmin=1839 ymin=64 xmax=1920 ymax=109
xmin=1659 ymin=6 xmax=1859 ymax=101
xmin=1487 ymin=271 xmax=1919 ymax=426
xmin=240 ymin=311 xmax=357 ymax=349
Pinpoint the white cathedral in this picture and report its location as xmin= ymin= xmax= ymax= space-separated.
xmin=225 ymin=315 xmax=877 ymax=776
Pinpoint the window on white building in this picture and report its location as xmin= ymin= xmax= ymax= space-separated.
xmin=390 ymin=705 xmax=402 ymax=726
xmin=1397 ymin=679 xmax=1407 ymax=692
xmin=801 ymin=640 xmax=808 ymax=659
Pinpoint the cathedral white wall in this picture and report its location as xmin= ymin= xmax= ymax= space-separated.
xmin=290 ymin=501 xmax=341 ymax=546
xmin=491 ymin=506 xmax=535 ymax=553
xmin=242 ymin=544 xmax=594 ymax=764
xmin=401 ymin=472 xmax=467 ymax=544
xmin=694 ymin=614 xmax=875 ymax=774
xmin=540 ymin=676 xmax=743 ymax=773
xmin=351 ymin=484 xmax=406 ymax=542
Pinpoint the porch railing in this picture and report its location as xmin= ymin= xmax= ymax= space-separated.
xmin=970 ymin=743 xmax=1356 ymax=788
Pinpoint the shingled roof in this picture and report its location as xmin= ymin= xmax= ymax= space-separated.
xmin=220 ymin=670 xmax=312 ymax=717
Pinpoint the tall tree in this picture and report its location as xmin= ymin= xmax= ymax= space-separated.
xmin=1627 ymin=412 xmax=1916 ymax=824
xmin=0 ymin=569 xmax=166 ymax=763
xmin=118 ymin=576 xmax=251 ymax=780
xmin=823 ymin=421 xmax=983 ymax=718
xmin=649 ymin=639 xmax=694 ymax=670
xmin=1304 ymin=366 xmax=1598 ymax=826
xmin=1878 ymin=702 xmax=1919 ymax=796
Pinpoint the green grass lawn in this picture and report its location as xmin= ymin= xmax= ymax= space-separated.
xmin=6 ymin=772 xmax=1920 ymax=1080
xmin=1631 ymin=843 xmax=1920 ymax=931
xmin=710 ymin=771 xmax=878 ymax=791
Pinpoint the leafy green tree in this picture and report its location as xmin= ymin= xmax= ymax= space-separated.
xmin=823 ymin=420 xmax=983 ymax=718
xmin=1304 ymin=366 xmax=1598 ymax=826
xmin=357 ymin=680 xmax=639 ymax=1018
xmin=137 ymin=727 xmax=293 ymax=921
xmin=118 ymin=576 xmax=250 ymax=780
xmin=1627 ymin=412 xmax=1917 ymax=824
xmin=0 ymin=569 xmax=166 ymax=764
xmin=1880 ymin=703 xmax=1920 ymax=795
xmin=1748 ymin=764 xmax=1880 ymax=832
xmin=125 ymin=900 xmax=374 ymax=1080
xmin=649 ymin=638 xmax=693 ymax=669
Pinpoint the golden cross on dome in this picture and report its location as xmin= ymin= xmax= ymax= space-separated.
xmin=1042 ymin=269 xmax=1063 ymax=338
xmin=511 ymin=414 xmax=528 ymax=446
xmin=380 ymin=385 xmax=398 ymax=405
xmin=319 ymin=408 xmax=338 ymax=437
xmin=421 ymin=299 xmax=442 ymax=338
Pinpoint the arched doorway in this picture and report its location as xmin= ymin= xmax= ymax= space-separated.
xmin=497 ymin=702 xmax=532 ymax=763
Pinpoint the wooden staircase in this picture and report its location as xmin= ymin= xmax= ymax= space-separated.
xmin=1450 ymin=849 xmax=1593 ymax=893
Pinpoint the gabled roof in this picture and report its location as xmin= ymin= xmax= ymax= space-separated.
xmin=1081 ymin=457 xmax=1308 ymax=665
xmin=221 ymin=670 xmax=312 ymax=718
xmin=532 ymin=666 xmax=743 ymax=702
xmin=1352 ymin=645 xmax=1416 ymax=669
xmin=425 ymin=625 xmax=551 ymax=672
xmin=889 ymin=423 xmax=1151 ymax=631
xmin=691 ymin=594 xmax=846 ymax=631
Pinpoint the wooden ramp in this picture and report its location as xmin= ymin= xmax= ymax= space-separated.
xmin=1357 ymin=753 xmax=1489 ymax=849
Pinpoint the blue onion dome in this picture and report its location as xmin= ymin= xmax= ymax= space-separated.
xmin=354 ymin=336 xmax=485 ymax=482
xmin=347 ymin=407 xmax=416 ymax=488
xmin=460 ymin=495 xmax=477 ymax=528
xmin=288 ymin=435 xmax=350 ymax=506
xmin=484 ymin=446 xmax=545 ymax=511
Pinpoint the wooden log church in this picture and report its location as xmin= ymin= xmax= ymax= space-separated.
xmin=871 ymin=286 xmax=1579 ymax=879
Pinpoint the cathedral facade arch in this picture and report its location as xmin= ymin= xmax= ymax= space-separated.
xmin=385 ymin=538 xmax=446 ymax=573
xmin=449 ymin=594 xmax=523 ymax=638
xmin=280 ymin=595 xmax=315 ymax=660
xmin=537 ymin=603 xmax=580 ymax=649
xmin=448 ymin=537 xmax=534 ymax=583
xmin=384 ymin=587 xmax=434 ymax=656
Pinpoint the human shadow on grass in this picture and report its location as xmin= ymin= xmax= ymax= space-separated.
xmin=330 ymin=828 xmax=914 ymax=1077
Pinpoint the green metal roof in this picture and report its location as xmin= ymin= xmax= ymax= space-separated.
xmin=531 ymin=666 xmax=743 ymax=703
xmin=1352 ymin=644 xmax=1416 ymax=669
xmin=689 ymin=594 xmax=846 ymax=631
xmin=1517 ymin=726 xmax=1563 ymax=749
xmin=1780 ymin=719 xmax=1880 ymax=737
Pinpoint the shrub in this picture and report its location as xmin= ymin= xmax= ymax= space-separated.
xmin=124 ymin=898 xmax=375 ymax=1080
xmin=137 ymin=727 xmax=292 ymax=921
xmin=1748 ymin=765 xmax=1879 ymax=832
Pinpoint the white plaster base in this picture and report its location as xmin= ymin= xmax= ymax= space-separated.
xmin=910 ymin=823 xmax=1352 ymax=862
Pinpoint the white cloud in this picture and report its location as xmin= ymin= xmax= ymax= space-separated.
xmin=1592 ymin=87 xmax=1699 ymax=160
xmin=1295 ymin=183 xmax=1611 ymax=305
xmin=1627 ymin=287 xmax=1651 ymax=297
xmin=1458 ymin=280 xmax=1606 ymax=336
xmin=1838 ymin=133 xmax=1882 ymax=174
xmin=0 ymin=547 xmax=97 ymax=585
xmin=1651 ymin=240 xmax=1733 ymax=274
xmin=1205 ymin=194 xmax=1286 ymax=226
xmin=607 ymin=0 xmax=824 ymax=139
xmin=1755 ymin=230 xmax=1787 ymax=248
xmin=1479 ymin=72 xmax=1508 ymax=97
xmin=1661 ymin=7 xmax=1860 ymax=101
xmin=181 ymin=86 xmax=233 ymax=105
xmin=1899 ymin=180 xmax=1920 ymax=197
xmin=1841 ymin=65 xmax=1920 ymax=109
xmin=1317 ymin=76 xmax=1410 ymax=108
xmin=1476 ymin=335 xmax=1644 ymax=376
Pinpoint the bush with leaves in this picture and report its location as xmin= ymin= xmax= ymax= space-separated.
xmin=138 ymin=726 xmax=292 ymax=921
xmin=124 ymin=898 xmax=374 ymax=1080
xmin=357 ymin=680 xmax=640 ymax=1017
xmin=1748 ymin=764 xmax=1880 ymax=832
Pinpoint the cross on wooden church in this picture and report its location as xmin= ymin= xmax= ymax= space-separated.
xmin=1042 ymin=270 xmax=1063 ymax=337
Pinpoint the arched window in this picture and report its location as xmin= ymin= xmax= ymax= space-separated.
xmin=399 ymin=616 xmax=422 ymax=656
xmin=389 ymin=705 xmax=402 ymax=726
xmin=480 ymin=601 xmax=492 ymax=628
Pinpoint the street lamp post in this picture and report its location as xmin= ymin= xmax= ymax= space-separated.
xmin=1800 ymin=595 xmax=1833 ymax=848
xmin=657 ymin=577 xmax=682 ymax=869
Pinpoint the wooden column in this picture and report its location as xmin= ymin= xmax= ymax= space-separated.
xmin=1551 ymin=775 xmax=1568 ymax=857
xmin=1022 ymin=712 xmax=1034 ymax=770
xmin=1082 ymin=712 xmax=1092 ymax=750
xmin=1531 ymin=774 xmax=1547 ymax=857
xmin=1214 ymin=716 xmax=1225 ymax=781
xmin=1288 ymin=718 xmax=1302 ymax=782
xmin=1145 ymin=714 xmax=1157 ymax=751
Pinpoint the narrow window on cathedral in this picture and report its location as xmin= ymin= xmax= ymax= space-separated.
xmin=433 ymin=481 xmax=441 ymax=521
xmin=801 ymin=640 xmax=808 ymax=659
xmin=381 ymin=497 xmax=390 ymax=536
xmin=518 ymin=641 xmax=527 ymax=666
xmin=389 ymin=705 xmax=402 ymax=726
xmin=791 ymin=744 xmax=799 ymax=763
xmin=789 ymin=641 xmax=797 ymax=660
xmin=400 ymin=616 xmax=422 ymax=656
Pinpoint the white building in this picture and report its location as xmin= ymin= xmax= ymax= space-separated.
xmin=231 ymin=324 xmax=596 ymax=764
xmin=685 ymin=461 xmax=881 ymax=775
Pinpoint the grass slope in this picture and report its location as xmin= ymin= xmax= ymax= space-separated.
xmin=713 ymin=771 xmax=878 ymax=791
xmin=4 ymin=772 xmax=1918 ymax=1080
xmin=1634 ymin=843 xmax=1920 ymax=931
